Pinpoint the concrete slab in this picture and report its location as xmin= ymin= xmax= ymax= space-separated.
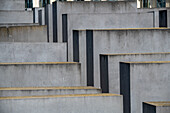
xmin=0 ymin=43 xmax=67 ymax=62
xmin=0 ymin=86 xmax=101 ymax=97
xmin=0 ymin=62 xmax=81 ymax=87
xmin=0 ymin=0 xmax=25 ymax=10
xmin=73 ymin=28 xmax=170 ymax=86
xmin=52 ymin=1 xmax=137 ymax=42
xmin=0 ymin=11 xmax=33 ymax=23
xmin=143 ymin=102 xmax=170 ymax=113
xmin=0 ymin=94 xmax=123 ymax=113
xmin=120 ymin=61 xmax=170 ymax=113
xmin=66 ymin=12 xmax=154 ymax=62
xmin=0 ymin=25 xmax=47 ymax=42
xmin=100 ymin=52 xmax=170 ymax=94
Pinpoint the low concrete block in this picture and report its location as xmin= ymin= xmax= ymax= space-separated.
xmin=100 ymin=52 xmax=170 ymax=94
xmin=0 ymin=87 xmax=101 ymax=97
xmin=0 ymin=94 xmax=123 ymax=113
xmin=73 ymin=28 xmax=170 ymax=86
xmin=143 ymin=102 xmax=170 ymax=113
xmin=0 ymin=62 xmax=81 ymax=87
xmin=52 ymin=1 xmax=137 ymax=42
xmin=0 ymin=25 xmax=47 ymax=42
xmin=0 ymin=43 xmax=67 ymax=62
xmin=120 ymin=61 xmax=170 ymax=113
xmin=0 ymin=0 xmax=25 ymax=10
xmin=0 ymin=11 xmax=33 ymax=23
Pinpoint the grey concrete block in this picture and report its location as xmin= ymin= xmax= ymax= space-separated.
xmin=0 ymin=43 xmax=67 ymax=63
xmin=100 ymin=52 xmax=170 ymax=94
xmin=74 ymin=28 xmax=170 ymax=86
xmin=143 ymin=102 xmax=170 ymax=113
xmin=0 ymin=25 xmax=47 ymax=42
xmin=0 ymin=87 xmax=101 ymax=97
xmin=33 ymin=8 xmax=44 ymax=24
xmin=120 ymin=61 xmax=170 ymax=113
xmin=38 ymin=8 xmax=45 ymax=25
xmin=0 ymin=11 xmax=33 ymax=23
xmin=0 ymin=0 xmax=25 ymax=10
xmin=0 ymin=23 xmax=39 ymax=27
xmin=66 ymin=12 xmax=154 ymax=62
xmin=53 ymin=1 xmax=137 ymax=42
xmin=0 ymin=94 xmax=123 ymax=113
xmin=0 ymin=62 xmax=81 ymax=87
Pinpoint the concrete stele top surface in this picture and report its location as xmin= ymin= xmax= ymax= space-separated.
xmin=0 ymin=25 xmax=47 ymax=28
xmin=100 ymin=52 xmax=170 ymax=56
xmin=0 ymin=86 xmax=100 ymax=90
xmin=121 ymin=61 xmax=170 ymax=64
xmin=0 ymin=93 xmax=122 ymax=100
xmin=74 ymin=28 xmax=170 ymax=31
xmin=0 ymin=62 xmax=80 ymax=65
xmin=144 ymin=102 xmax=170 ymax=107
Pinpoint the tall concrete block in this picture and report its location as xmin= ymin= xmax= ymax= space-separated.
xmin=0 ymin=0 xmax=25 ymax=10
xmin=33 ymin=8 xmax=44 ymax=24
xmin=0 ymin=94 xmax=123 ymax=113
xmin=0 ymin=25 xmax=47 ymax=42
xmin=65 ymin=12 xmax=154 ymax=62
xmin=73 ymin=28 xmax=170 ymax=86
xmin=120 ymin=61 xmax=170 ymax=113
xmin=38 ymin=8 xmax=45 ymax=25
xmin=0 ymin=11 xmax=33 ymax=23
xmin=52 ymin=1 xmax=137 ymax=42
xmin=0 ymin=62 xmax=81 ymax=87
xmin=0 ymin=43 xmax=67 ymax=62
xmin=0 ymin=87 xmax=101 ymax=97
xmin=100 ymin=52 xmax=170 ymax=94
xmin=143 ymin=102 xmax=170 ymax=113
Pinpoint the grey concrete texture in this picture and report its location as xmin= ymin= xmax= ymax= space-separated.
xmin=53 ymin=1 xmax=137 ymax=42
xmin=0 ymin=63 xmax=81 ymax=87
xmin=0 ymin=25 xmax=47 ymax=42
xmin=67 ymin=12 xmax=154 ymax=62
xmin=156 ymin=107 xmax=170 ymax=113
xmin=0 ymin=43 xmax=67 ymax=62
xmin=0 ymin=94 xmax=123 ymax=113
xmin=121 ymin=62 xmax=170 ymax=113
xmin=0 ymin=23 xmax=39 ymax=27
xmin=0 ymin=0 xmax=25 ymax=10
xmin=38 ymin=8 xmax=45 ymax=25
xmin=0 ymin=10 xmax=33 ymax=23
xmin=77 ymin=29 xmax=170 ymax=87
xmin=0 ymin=88 xmax=101 ymax=97
xmin=100 ymin=53 xmax=170 ymax=94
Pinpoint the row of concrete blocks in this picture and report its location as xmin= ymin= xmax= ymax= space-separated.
xmin=0 ymin=60 xmax=169 ymax=113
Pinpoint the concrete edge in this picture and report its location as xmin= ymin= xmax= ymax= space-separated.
xmin=143 ymin=101 xmax=170 ymax=107
xmin=120 ymin=61 xmax=170 ymax=64
xmin=0 ymin=62 xmax=80 ymax=65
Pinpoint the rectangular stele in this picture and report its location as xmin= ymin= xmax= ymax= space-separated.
xmin=120 ymin=61 xmax=170 ymax=113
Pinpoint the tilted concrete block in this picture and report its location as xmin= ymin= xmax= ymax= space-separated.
xmin=120 ymin=61 xmax=170 ymax=113
xmin=143 ymin=102 xmax=170 ymax=113
xmin=52 ymin=1 xmax=137 ymax=42
xmin=0 ymin=94 xmax=123 ymax=113
xmin=73 ymin=28 xmax=170 ymax=86
xmin=0 ymin=25 xmax=47 ymax=42
xmin=0 ymin=11 xmax=33 ymax=23
xmin=100 ymin=52 xmax=170 ymax=94
xmin=0 ymin=62 xmax=81 ymax=87
xmin=0 ymin=43 xmax=67 ymax=62
xmin=0 ymin=87 xmax=101 ymax=97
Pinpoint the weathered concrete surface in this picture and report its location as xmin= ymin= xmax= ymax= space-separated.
xmin=0 ymin=43 xmax=67 ymax=62
xmin=53 ymin=1 xmax=137 ymax=42
xmin=100 ymin=53 xmax=170 ymax=94
xmin=0 ymin=11 xmax=33 ymax=23
xmin=75 ymin=28 xmax=170 ymax=86
xmin=0 ymin=23 xmax=39 ymax=27
xmin=0 ymin=62 xmax=81 ymax=87
xmin=67 ymin=12 xmax=154 ymax=62
xmin=0 ymin=0 xmax=25 ymax=10
xmin=0 ymin=25 xmax=47 ymax=42
xmin=143 ymin=102 xmax=170 ymax=113
xmin=0 ymin=94 xmax=123 ymax=113
xmin=0 ymin=87 xmax=101 ymax=97
xmin=120 ymin=62 xmax=170 ymax=113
